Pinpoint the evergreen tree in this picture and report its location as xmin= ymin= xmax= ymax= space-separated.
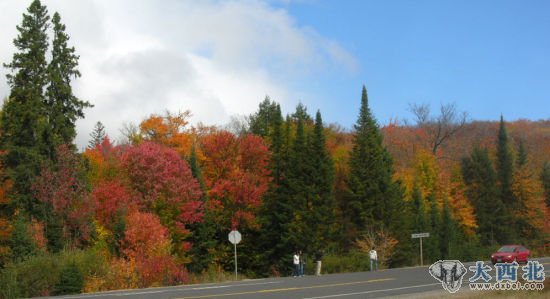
xmin=411 ymin=184 xmax=427 ymax=233
xmin=88 ymin=121 xmax=106 ymax=149
xmin=496 ymin=116 xmax=516 ymax=240
xmin=346 ymin=86 xmax=402 ymax=233
xmin=307 ymin=111 xmax=336 ymax=252
xmin=285 ymin=104 xmax=312 ymax=252
xmin=248 ymin=96 xmax=280 ymax=138
xmin=256 ymin=103 xmax=293 ymax=274
xmin=517 ymin=140 xmax=528 ymax=168
xmin=54 ymin=262 xmax=83 ymax=295
xmin=426 ymin=192 xmax=440 ymax=261
xmin=541 ymin=162 xmax=550 ymax=209
xmin=46 ymin=12 xmax=92 ymax=148
xmin=345 ymin=85 xmax=410 ymax=266
xmin=439 ymin=196 xmax=454 ymax=259
xmin=187 ymin=143 xmax=216 ymax=273
xmin=462 ymin=146 xmax=508 ymax=245
xmin=1 ymin=0 xmax=50 ymax=216
xmin=9 ymin=216 xmax=36 ymax=262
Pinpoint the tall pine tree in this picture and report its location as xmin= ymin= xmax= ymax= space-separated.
xmin=345 ymin=85 xmax=409 ymax=266
xmin=1 ymin=0 xmax=51 ymax=216
xmin=307 ymin=111 xmax=336 ymax=252
xmin=495 ymin=116 xmax=516 ymax=240
xmin=88 ymin=121 xmax=106 ymax=149
xmin=46 ymin=12 xmax=92 ymax=149
xmin=462 ymin=146 xmax=508 ymax=245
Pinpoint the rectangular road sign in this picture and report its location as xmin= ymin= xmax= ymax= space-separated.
xmin=411 ymin=232 xmax=430 ymax=238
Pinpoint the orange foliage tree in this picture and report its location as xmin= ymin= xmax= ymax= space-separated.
xmin=138 ymin=110 xmax=195 ymax=157
xmin=201 ymin=132 xmax=271 ymax=230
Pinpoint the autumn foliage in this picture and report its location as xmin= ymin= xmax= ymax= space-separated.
xmin=201 ymin=131 xmax=270 ymax=230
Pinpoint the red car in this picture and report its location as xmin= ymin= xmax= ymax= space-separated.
xmin=491 ymin=245 xmax=530 ymax=264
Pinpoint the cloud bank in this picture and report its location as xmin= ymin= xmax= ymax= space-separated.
xmin=0 ymin=0 xmax=357 ymax=149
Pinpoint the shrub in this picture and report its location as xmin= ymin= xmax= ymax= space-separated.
xmin=320 ymin=251 xmax=371 ymax=274
xmin=54 ymin=262 xmax=83 ymax=295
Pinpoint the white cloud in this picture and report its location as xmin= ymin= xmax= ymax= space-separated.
xmin=0 ymin=0 xmax=357 ymax=149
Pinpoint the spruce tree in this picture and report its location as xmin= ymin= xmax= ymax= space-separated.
xmin=187 ymin=143 xmax=216 ymax=273
xmin=346 ymin=85 xmax=401 ymax=233
xmin=256 ymin=103 xmax=292 ymax=274
xmin=54 ymin=262 xmax=83 ymax=295
xmin=462 ymin=146 xmax=508 ymax=245
xmin=307 ymin=111 xmax=336 ymax=252
xmin=346 ymin=85 xmax=410 ymax=265
xmin=47 ymin=12 xmax=92 ymax=148
xmin=542 ymin=162 xmax=550 ymax=209
xmin=439 ymin=196 xmax=454 ymax=259
xmin=88 ymin=121 xmax=106 ymax=149
xmin=426 ymin=192 xmax=440 ymax=261
xmin=285 ymin=104 xmax=312 ymax=252
xmin=496 ymin=116 xmax=516 ymax=238
xmin=1 ymin=0 xmax=50 ymax=216
xmin=411 ymin=184 xmax=427 ymax=234
xmin=517 ymin=140 xmax=528 ymax=168
xmin=248 ymin=96 xmax=280 ymax=138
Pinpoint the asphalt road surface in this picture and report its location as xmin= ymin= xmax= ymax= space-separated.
xmin=46 ymin=258 xmax=550 ymax=299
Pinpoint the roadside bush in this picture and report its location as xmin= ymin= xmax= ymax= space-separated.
xmin=320 ymin=251 xmax=371 ymax=274
xmin=54 ymin=262 xmax=83 ymax=295
xmin=0 ymin=249 xmax=107 ymax=298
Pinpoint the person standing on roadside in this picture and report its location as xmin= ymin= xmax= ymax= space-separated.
xmin=293 ymin=251 xmax=300 ymax=277
xmin=299 ymin=250 xmax=305 ymax=276
xmin=315 ymin=250 xmax=323 ymax=276
xmin=369 ymin=247 xmax=378 ymax=271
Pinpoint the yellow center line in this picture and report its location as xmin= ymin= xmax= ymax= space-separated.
xmin=175 ymin=278 xmax=395 ymax=299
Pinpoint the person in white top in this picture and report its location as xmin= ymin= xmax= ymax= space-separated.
xmin=293 ymin=251 xmax=300 ymax=277
xmin=369 ymin=247 xmax=378 ymax=271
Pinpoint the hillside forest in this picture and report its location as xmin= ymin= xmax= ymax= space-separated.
xmin=0 ymin=1 xmax=549 ymax=297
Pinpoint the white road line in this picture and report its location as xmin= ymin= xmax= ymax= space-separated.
xmin=301 ymin=283 xmax=441 ymax=299
xmin=56 ymin=281 xmax=282 ymax=298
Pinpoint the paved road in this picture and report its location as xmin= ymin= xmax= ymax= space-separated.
xmin=48 ymin=258 xmax=550 ymax=299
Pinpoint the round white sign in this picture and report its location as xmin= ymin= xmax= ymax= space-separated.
xmin=228 ymin=230 xmax=242 ymax=244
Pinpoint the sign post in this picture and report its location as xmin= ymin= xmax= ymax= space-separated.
xmin=411 ymin=232 xmax=430 ymax=266
xmin=228 ymin=230 xmax=242 ymax=280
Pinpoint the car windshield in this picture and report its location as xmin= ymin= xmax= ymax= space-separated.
xmin=497 ymin=246 xmax=516 ymax=253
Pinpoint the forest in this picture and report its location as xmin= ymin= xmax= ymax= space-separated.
xmin=0 ymin=1 xmax=549 ymax=297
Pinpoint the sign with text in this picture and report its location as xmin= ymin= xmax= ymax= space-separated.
xmin=412 ymin=232 xmax=430 ymax=239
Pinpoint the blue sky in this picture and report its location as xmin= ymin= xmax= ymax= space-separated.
xmin=1 ymin=0 xmax=549 ymax=148
xmin=274 ymin=0 xmax=550 ymax=127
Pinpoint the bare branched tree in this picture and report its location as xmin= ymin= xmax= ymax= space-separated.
xmin=409 ymin=102 xmax=468 ymax=155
